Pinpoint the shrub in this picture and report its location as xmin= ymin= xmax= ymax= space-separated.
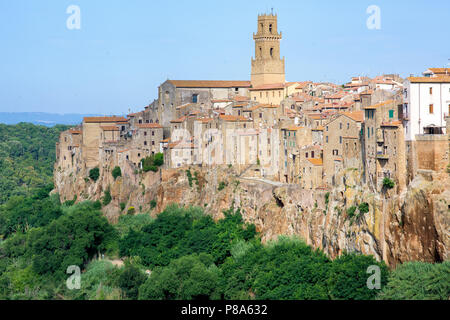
xmin=89 ymin=167 xmax=100 ymax=182
xmin=347 ymin=206 xmax=357 ymax=218
xmin=120 ymin=202 xmax=126 ymax=211
xmin=325 ymin=192 xmax=330 ymax=206
xmin=93 ymin=200 xmax=102 ymax=210
xmin=153 ymin=153 xmax=164 ymax=167
xmin=358 ymin=202 xmax=369 ymax=215
xmin=102 ymin=188 xmax=112 ymax=206
xmin=127 ymin=207 xmax=135 ymax=215
xmin=112 ymin=166 xmax=122 ymax=180
xmin=186 ymin=169 xmax=193 ymax=187
xmin=218 ymin=181 xmax=227 ymax=191
xmin=150 ymin=199 xmax=157 ymax=210
xmin=141 ymin=153 xmax=163 ymax=173
xmin=382 ymin=178 xmax=395 ymax=189
xmin=63 ymin=195 xmax=77 ymax=207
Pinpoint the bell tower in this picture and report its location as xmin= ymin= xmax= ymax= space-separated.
xmin=251 ymin=13 xmax=285 ymax=88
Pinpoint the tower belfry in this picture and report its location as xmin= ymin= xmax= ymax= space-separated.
xmin=251 ymin=14 xmax=285 ymax=87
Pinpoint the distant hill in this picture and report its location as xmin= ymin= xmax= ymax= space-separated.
xmin=0 ymin=112 xmax=113 ymax=126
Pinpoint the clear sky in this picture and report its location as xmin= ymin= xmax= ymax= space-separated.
xmin=0 ymin=0 xmax=449 ymax=114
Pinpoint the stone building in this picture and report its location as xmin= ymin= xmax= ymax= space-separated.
xmin=323 ymin=111 xmax=363 ymax=187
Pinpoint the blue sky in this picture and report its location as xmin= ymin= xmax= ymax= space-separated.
xmin=0 ymin=0 xmax=449 ymax=114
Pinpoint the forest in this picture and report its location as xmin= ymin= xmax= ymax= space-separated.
xmin=0 ymin=123 xmax=448 ymax=300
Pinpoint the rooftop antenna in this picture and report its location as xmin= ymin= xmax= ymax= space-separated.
xmin=271 ymin=7 xmax=273 ymax=15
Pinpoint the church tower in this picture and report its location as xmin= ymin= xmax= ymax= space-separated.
xmin=251 ymin=14 xmax=285 ymax=88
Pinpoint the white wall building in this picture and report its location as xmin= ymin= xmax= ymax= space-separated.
xmin=403 ymin=72 xmax=450 ymax=141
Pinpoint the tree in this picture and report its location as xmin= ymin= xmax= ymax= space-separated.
xmin=327 ymin=253 xmax=388 ymax=300
xmin=117 ymin=264 xmax=147 ymax=300
xmin=89 ymin=167 xmax=100 ymax=182
xmin=139 ymin=254 xmax=221 ymax=300
xmin=378 ymin=261 xmax=450 ymax=300
xmin=112 ymin=166 xmax=122 ymax=180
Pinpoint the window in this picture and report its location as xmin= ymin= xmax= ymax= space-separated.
xmin=152 ymin=141 xmax=155 ymax=146
xmin=429 ymin=104 xmax=434 ymax=114
xmin=269 ymin=24 xmax=273 ymax=33
xmin=389 ymin=110 xmax=394 ymax=118
xmin=429 ymin=87 xmax=433 ymax=94
xmin=270 ymin=48 xmax=273 ymax=57
xmin=259 ymin=113 xmax=263 ymax=118
xmin=152 ymin=131 xmax=154 ymax=136
xmin=192 ymin=94 xmax=198 ymax=103
xmin=306 ymin=152 xmax=309 ymax=158
xmin=326 ymin=136 xmax=328 ymax=143
xmin=311 ymin=151 xmax=315 ymax=158
xmin=339 ymin=136 xmax=342 ymax=144
xmin=340 ymin=123 xmax=342 ymax=129
xmin=144 ymin=141 xmax=147 ymax=146
xmin=347 ymin=123 xmax=349 ymax=129
xmin=144 ymin=131 xmax=147 ymax=136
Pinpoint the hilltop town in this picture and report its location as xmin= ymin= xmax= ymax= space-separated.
xmin=54 ymin=14 xmax=450 ymax=266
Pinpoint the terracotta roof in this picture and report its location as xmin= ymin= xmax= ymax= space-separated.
xmin=407 ymin=76 xmax=450 ymax=83
xmin=195 ymin=118 xmax=214 ymax=123
xmin=100 ymin=125 xmax=119 ymax=131
xmin=170 ymin=116 xmax=187 ymax=123
xmin=363 ymin=100 xmax=395 ymax=110
xmin=260 ymin=104 xmax=280 ymax=108
xmin=168 ymin=80 xmax=251 ymax=88
xmin=69 ymin=129 xmax=81 ymax=134
xmin=312 ymin=126 xmax=324 ymax=131
xmin=307 ymin=158 xmax=323 ymax=166
xmin=233 ymin=96 xmax=251 ymax=102
xmin=248 ymin=105 xmax=262 ymax=111
xmin=295 ymin=81 xmax=312 ymax=89
xmin=427 ymin=68 xmax=450 ymax=75
xmin=161 ymin=138 xmax=171 ymax=143
xmin=233 ymin=103 xmax=247 ymax=108
xmin=341 ymin=111 xmax=364 ymax=122
xmin=381 ymin=120 xmax=401 ymax=127
xmin=282 ymin=125 xmax=304 ymax=131
xmin=249 ymin=83 xmax=285 ymax=90
xmin=219 ymin=114 xmax=251 ymax=122
xmin=137 ymin=123 xmax=163 ymax=129
xmin=84 ymin=116 xmax=128 ymax=123
xmin=211 ymin=99 xmax=232 ymax=103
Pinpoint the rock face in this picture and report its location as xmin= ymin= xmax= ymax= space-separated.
xmin=54 ymin=161 xmax=449 ymax=267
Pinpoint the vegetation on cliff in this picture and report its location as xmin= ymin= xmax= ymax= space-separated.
xmin=0 ymin=123 xmax=69 ymax=204
xmin=0 ymin=191 xmax=448 ymax=300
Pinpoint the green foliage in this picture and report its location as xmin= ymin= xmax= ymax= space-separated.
xmin=218 ymin=181 xmax=227 ymax=191
xmin=150 ymin=199 xmax=157 ymax=210
xmin=89 ymin=167 xmax=100 ymax=182
xmin=0 ymin=187 xmax=62 ymax=239
xmin=117 ymin=264 xmax=147 ymax=300
xmin=2 ymin=201 xmax=116 ymax=280
xmin=139 ymin=254 xmax=221 ymax=300
xmin=141 ymin=153 xmax=163 ymax=172
xmin=118 ymin=205 xmax=257 ymax=268
xmin=114 ymin=213 xmax=154 ymax=239
xmin=0 ymin=123 xmax=70 ymax=204
xmin=186 ymin=169 xmax=193 ymax=187
xmin=358 ymin=202 xmax=369 ymax=215
xmin=112 ymin=166 xmax=122 ymax=180
xmin=382 ymin=178 xmax=395 ymax=189
xmin=347 ymin=206 xmax=357 ymax=219
xmin=102 ymin=188 xmax=112 ymax=206
xmin=378 ymin=261 xmax=450 ymax=300
xmin=63 ymin=195 xmax=77 ymax=207
xmin=327 ymin=253 xmax=388 ymax=300
xmin=93 ymin=200 xmax=102 ymax=210
xmin=120 ymin=202 xmax=126 ymax=211
xmin=325 ymin=192 xmax=330 ymax=206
